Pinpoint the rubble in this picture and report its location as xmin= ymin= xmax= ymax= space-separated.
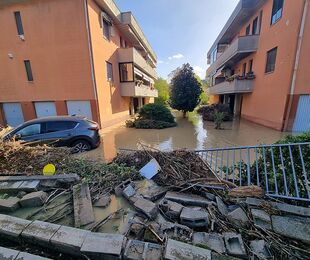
xmin=250 ymin=240 xmax=272 ymax=259
xmin=135 ymin=179 xmax=167 ymax=201
xmin=124 ymin=240 xmax=162 ymax=260
xmin=134 ymin=197 xmax=158 ymax=219
xmin=19 ymin=191 xmax=47 ymax=207
xmin=251 ymin=208 xmax=272 ymax=230
xmin=115 ymin=179 xmax=134 ymax=196
xmin=93 ymin=195 xmax=111 ymax=207
xmin=164 ymin=191 xmax=213 ymax=207
xmin=223 ymin=232 xmax=246 ymax=258
xmin=227 ymin=207 xmax=249 ymax=228
xmin=159 ymin=199 xmax=183 ymax=220
xmin=180 ymin=207 xmax=209 ymax=228
xmin=192 ymin=232 xmax=226 ymax=254
xmin=215 ymin=196 xmax=229 ymax=216
xmin=0 ymin=197 xmax=20 ymax=212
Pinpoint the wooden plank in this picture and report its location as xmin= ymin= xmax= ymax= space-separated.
xmin=0 ymin=174 xmax=79 ymax=182
xmin=73 ymin=183 xmax=95 ymax=228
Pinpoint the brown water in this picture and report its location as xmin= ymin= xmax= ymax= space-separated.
xmin=82 ymin=111 xmax=288 ymax=162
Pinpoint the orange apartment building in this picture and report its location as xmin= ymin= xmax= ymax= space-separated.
xmin=206 ymin=0 xmax=310 ymax=132
xmin=0 ymin=0 xmax=158 ymax=128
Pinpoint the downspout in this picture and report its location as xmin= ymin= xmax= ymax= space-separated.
xmin=283 ymin=0 xmax=308 ymax=131
xmin=83 ymin=0 xmax=102 ymax=127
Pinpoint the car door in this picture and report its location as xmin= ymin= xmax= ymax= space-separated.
xmin=14 ymin=123 xmax=44 ymax=144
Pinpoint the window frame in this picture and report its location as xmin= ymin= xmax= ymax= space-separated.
xmin=265 ymin=47 xmax=278 ymax=74
xmin=248 ymin=59 xmax=253 ymax=73
xmin=44 ymin=121 xmax=78 ymax=133
xmin=14 ymin=11 xmax=24 ymax=36
xmin=271 ymin=0 xmax=284 ymax=25
xmin=119 ymin=62 xmax=134 ymax=83
xmin=106 ymin=61 xmax=114 ymax=82
xmin=24 ymin=60 xmax=33 ymax=82
xmin=242 ymin=63 xmax=247 ymax=76
xmin=245 ymin=24 xmax=251 ymax=35
xmin=102 ymin=19 xmax=110 ymax=41
xmin=252 ymin=17 xmax=258 ymax=35
xmin=15 ymin=123 xmax=42 ymax=137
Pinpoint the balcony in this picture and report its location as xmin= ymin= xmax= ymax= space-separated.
xmin=120 ymin=82 xmax=158 ymax=97
xmin=206 ymin=35 xmax=259 ymax=76
xmin=118 ymin=47 xmax=157 ymax=79
xmin=208 ymin=78 xmax=254 ymax=95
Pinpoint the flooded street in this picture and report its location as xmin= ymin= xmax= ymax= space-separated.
xmin=83 ymin=111 xmax=289 ymax=162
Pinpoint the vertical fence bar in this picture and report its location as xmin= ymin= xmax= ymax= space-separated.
xmin=262 ymin=147 xmax=269 ymax=193
xmin=232 ymin=150 xmax=236 ymax=184
xmin=226 ymin=150 xmax=229 ymax=180
xmin=210 ymin=151 xmax=213 ymax=172
xmin=246 ymin=148 xmax=251 ymax=186
xmin=270 ymin=146 xmax=279 ymax=195
xmin=214 ymin=150 xmax=219 ymax=177
xmin=298 ymin=145 xmax=310 ymax=199
xmin=239 ymin=149 xmax=242 ymax=186
xmin=220 ymin=150 xmax=224 ymax=178
xmin=279 ymin=146 xmax=289 ymax=196
xmin=255 ymin=148 xmax=259 ymax=186
xmin=205 ymin=151 xmax=208 ymax=162
xmin=288 ymin=145 xmax=300 ymax=198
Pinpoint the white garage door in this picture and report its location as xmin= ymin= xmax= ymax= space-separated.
xmin=3 ymin=103 xmax=24 ymax=127
xmin=67 ymin=101 xmax=92 ymax=120
xmin=293 ymin=95 xmax=310 ymax=132
xmin=34 ymin=102 xmax=57 ymax=118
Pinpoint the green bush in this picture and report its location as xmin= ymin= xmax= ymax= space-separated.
xmin=134 ymin=119 xmax=177 ymax=129
xmin=138 ymin=103 xmax=175 ymax=123
xmin=197 ymin=104 xmax=232 ymax=121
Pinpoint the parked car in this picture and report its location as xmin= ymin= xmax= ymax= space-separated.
xmin=1 ymin=116 xmax=100 ymax=153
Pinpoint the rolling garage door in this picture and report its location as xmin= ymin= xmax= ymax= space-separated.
xmin=3 ymin=103 xmax=24 ymax=127
xmin=34 ymin=102 xmax=57 ymax=118
xmin=293 ymin=95 xmax=310 ymax=132
xmin=67 ymin=101 xmax=92 ymax=120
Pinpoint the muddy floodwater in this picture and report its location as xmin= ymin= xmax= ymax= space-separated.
xmin=82 ymin=111 xmax=289 ymax=162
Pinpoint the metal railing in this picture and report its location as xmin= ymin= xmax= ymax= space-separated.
xmin=195 ymin=142 xmax=310 ymax=202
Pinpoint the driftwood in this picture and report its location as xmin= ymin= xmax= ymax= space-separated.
xmin=228 ymin=185 xmax=264 ymax=198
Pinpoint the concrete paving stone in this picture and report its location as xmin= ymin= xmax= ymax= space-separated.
xmin=21 ymin=220 xmax=61 ymax=246
xmin=50 ymin=225 xmax=90 ymax=256
xmin=93 ymin=195 xmax=111 ymax=207
xmin=134 ymin=197 xmax=158 ymax=219
xmin=164 ymin=239 xmax=211 ymax=260
xmin=135 ymin=179 xmax=167 ymax=202
xmin=0 ymin=246 xmax=20 ymax=260
xmin=0 ymin=181 xmax=24 ymax=192
xmin=250 ymin=240 xmax=272 ymax=259
xmin=251 ymin=209 xmax=272 ymax=230
xmin=0 ymin=214 xmax=31 ymax=239
xmin=227 ymin=207 xmax=249 ymax=227
xmin=123 ymin=184 xmax=136 ymax=199
xmin=159 ymin=199 xmax=183 ymax=220
xmin=16 ymin=252 xmax=52 ymax=260
xmin=271 ymin=215 xmax=310 ymax=243
xmin=19 ymin=191 xmax=47 ymax=208
xmin=124 ymin=240 xmax=162 ymax=260
xmin=0 ymin=197 xmax=20 ymax=212
xmin=17 ymin=180 xmax=40 ymax=191
xmin=202 ymin=192 xmax=216 ymax=201
xmin=81 ymin=232 xmax=125 ymax=260
xmin=216 ymin=197 xmax=229 ymax=216
xmin=192 ymin=232 xmax=226 ymax=254
xmin=180 ymin=208 xmax=209 ymax=228
xmin=165 ymin=192 xmax=213 ymax=207
xmin=223 ymin=232 xmax=246 ymax=258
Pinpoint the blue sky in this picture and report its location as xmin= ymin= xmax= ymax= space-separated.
xmin=115 ymin=0 xmax=239 ymax=79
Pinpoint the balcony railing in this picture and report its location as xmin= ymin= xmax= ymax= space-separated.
xmin=206 ymin=35 xmax=259 ymax=76
xmin=208 ymin=77 xmax=254 ymax=95
xmin=120 ymin=82 xmax=158 ymax=97
xmin=118 ymin=48 xmax=157 ymax=79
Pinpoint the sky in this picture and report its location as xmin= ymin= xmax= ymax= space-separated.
xmin=115 ymin=0 xmax=239 ymax=79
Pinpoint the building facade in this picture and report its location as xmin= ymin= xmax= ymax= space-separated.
xmin=206 ymin=0 xmax=310 ymax=132
xmin=0 ymin=0 xmax=158 ymax=128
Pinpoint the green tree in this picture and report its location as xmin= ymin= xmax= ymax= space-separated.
xmin=169 ymin=63 xmax=202 ymax=117
xmin=154 ymin=78 xmax=170 ymax=105
xmin=195 ymin=75 xmax=209 ymax=105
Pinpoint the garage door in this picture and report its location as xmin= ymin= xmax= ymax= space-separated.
xmin=67 ymin=101 xmax=92 ymax=120
xmin=293 ymin=95 xmax=310 ymax=132
xmin=3 ymin=103 xmax=24 ymax=127
xmin=34 ymin=102 xmax=57 ymax=118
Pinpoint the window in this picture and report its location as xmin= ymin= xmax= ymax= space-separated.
xmin=265 ymin=47 xmax=278 ymax=73
xmin=242 ymin=63 xmax=247 ymax=76
xmin=246 ymin=24 xmax=251 ymax=35
xmin=16 ymin=124 xmax=41 ymax=137
xmin=248 ymin=59 xmax=253 ymax=73
xmin=210 ymin=47 xmax=217 ymax=64
xmin=252 ymin=17 xmax=258 ymax=35
xmin=258 ymin=10 xmax=263 ymax=34
xmin=119 ymin=63 xmax=134 ymax=82
xmin=102 ymin=19 xmax=110 ymax=40
xmin=271 ymin=0 xmax=284 ymax=24
xmin=106 ymin=62 xmax=113 ymax=81
xmin=45 ymin=121 xmax=78 ymax=133
xmin=24 ymin=60 xmax=33 ymax=81
xmin=14 ymin=11 xmax=24 ymax=36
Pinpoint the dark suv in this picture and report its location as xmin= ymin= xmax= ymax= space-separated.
xmin=2 ymin=116 xmax=100 ymax=153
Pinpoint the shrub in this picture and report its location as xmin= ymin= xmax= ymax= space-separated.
xmin=214 ymin=111 xmax=225 ymax=129
xmin=197 ymin=103 xmax=232 ymax=121
xmin=134 ymin=119 xmax=177 ymax=129
xmin=138 ymin=103 xmax=175 ymax=123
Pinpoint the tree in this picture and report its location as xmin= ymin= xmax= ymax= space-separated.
xmin=195 ymin=74 xmax=209 ymax=105
xmin=169 ymin=63 xmax=202 ymax=117
xmin=154 ymin=78 xmax=169 ymax=104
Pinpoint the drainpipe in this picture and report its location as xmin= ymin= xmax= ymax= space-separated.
xmin=83 ymin=0 xmax=102 ymax=127
xmin=283 ymin=0 xmax=308 ymax=131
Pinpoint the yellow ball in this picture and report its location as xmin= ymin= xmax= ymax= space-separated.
xmin=43 ymin=164 xmax=56 ymax=176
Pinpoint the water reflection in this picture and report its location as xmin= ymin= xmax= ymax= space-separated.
xmin=82 ymin=111 xmax=288 ymax=162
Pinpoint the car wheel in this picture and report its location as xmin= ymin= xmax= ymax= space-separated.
xmin=71 ymin=140 xmax=91 ymax=154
